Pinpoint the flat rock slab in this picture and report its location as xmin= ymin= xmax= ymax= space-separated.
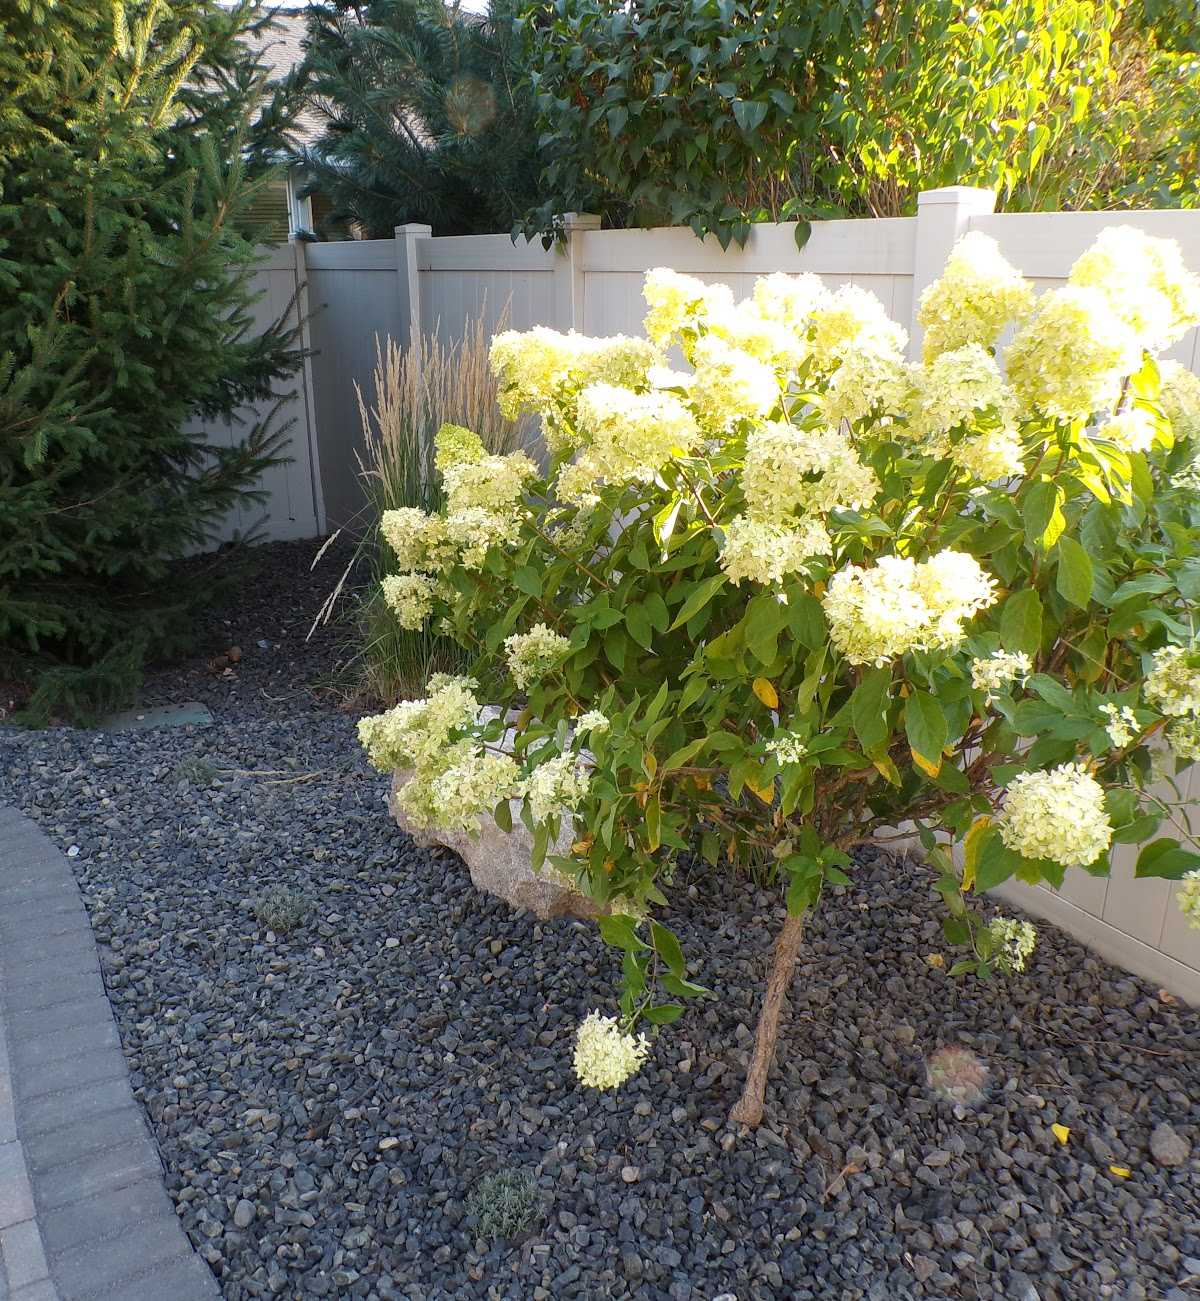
xmin=97 ymin=702 xmax=213 ymax=732
xmin=0 ymin=803 xmax=219 ymax=1300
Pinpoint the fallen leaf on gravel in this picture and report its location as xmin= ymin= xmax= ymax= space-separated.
xmin=1052 ymin=1124 xmax=1071 ymax=1145
xmin=925 ymin=953 xmax=945 ymax=969
xmin=1158 ymin=989 xmax=1179 ymax=1004
xmin=1109 ymin=1165 xmax=1132 ymax=1178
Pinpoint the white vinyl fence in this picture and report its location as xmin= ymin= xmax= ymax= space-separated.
xmin=215 ymin=188 xmax=1200 ymax=1000
xmin=195 ymin=243 xmax=325 ymax=544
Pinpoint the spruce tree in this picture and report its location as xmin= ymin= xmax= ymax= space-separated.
xmin=298 ymin=0 xmax=547 ymax=238
xmin=0 ymin=0 xmax=305 ymax=720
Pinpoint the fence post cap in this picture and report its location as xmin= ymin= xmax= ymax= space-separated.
xmin=561 ymin=212 xmax=603 ymax=231
xmin=394 ymin=223 xmax=433 ymax=236
xmin=916 ymin=186 xmax=997 ymax=210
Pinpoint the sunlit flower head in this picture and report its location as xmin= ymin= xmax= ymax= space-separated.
xmin=970 ymin=650 xmax=1032 ymax=696
xmin=1178 ymin=870 xmax=1200 ymax=931
xmin=1145 ymin=644 xmax=1200 ymax=718
xmin=741 ymin=422 xmax=878 ymax=522
xmin=381 ymin=573 xmax=436 ymax=631
xmin=987 ymin=916 xmax=1037 ymax=974
xmin=719 ymin=514 xmax=831 ymax=585
xmin=918 ymin=232 xmax=1033 ymax=361
xmin=573 ymin=1012 xmax=649 ymax=1090
xmin=642 ymin=268 xmax=734 ymax=347
xmin=688 ymin=334 xmax=779 ymax=430
xmin=752 ymin=271 xmax=829 ymax=332
xmin=523 ymin=752 xmax=590 ymax=824
xmin=997 ymin=762 xmax=1112 ymax=868
xmin=809 ymin=284 xmax=907 ymax=372
xmin=504 ymin=623 xmax=573 ymax=690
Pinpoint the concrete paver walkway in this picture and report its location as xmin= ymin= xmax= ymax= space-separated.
xmin=0 ymin=805 xmax=219 ymax=1300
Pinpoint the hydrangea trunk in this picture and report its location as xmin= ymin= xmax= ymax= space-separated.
xmin=729 ymin=911 xmax=806 ymax=1128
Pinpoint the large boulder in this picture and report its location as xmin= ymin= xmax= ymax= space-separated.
xmin=388 ymin=771 xmax=599 ymax=920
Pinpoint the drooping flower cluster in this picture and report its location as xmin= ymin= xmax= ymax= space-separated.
xmin=524 ymin=752 xmax=591 ymax=824
xmin=987 ymin=916 xmax=1037 ymax=974
xmin=1068 ymin=226 xmax=1200 ymax=354
xmin=504 ymin=623 xmax=573 ymax=690
xmin=719 ymin=515 xmax=831 ymax=586
xmin=970 ymin=650 xmax=1032 ymax=697
xmin=808 ymin=284 xmax=907 ymax=372
xmin=1144 ymin=644 xmax=1200 ymax=717
xmin=573 ymin=1012 xmax=649 ymax=1090
xmin=1097 ymin=408 xmax=1158 ymax=456
xmin=822 ymin=348 xmax=912 ymax=426
xmin=1179 ymin=871 xmax=1200 ymax=931
xmin=380 ymin=507 xmax=454 ymax=574
xmin=822 ymin=551 xmax=997 ymax=666
xmin=381 ymin=573 xmax=436 ymax=631
xmin=490 ymin=328 xmax=660 ymax=452
xmin=741 ymin=423 xmax=879 ymax=521
xmin=1006 ymin=286 xmax=1140 ymax=421
xmin=688 ymin=334 xmax=779 ymax=430
xmin=559 ymin=383 xmax=699 ymax=504
xmin=997 ymin=763 xmax=1113 ymax=868
xmin=642 ymin=268 xmax=735 ymax=347
xmin=917 ymin=231 xmax=1034 ymax=361
xmin=358 ymin=676 xmax=522 ymax=832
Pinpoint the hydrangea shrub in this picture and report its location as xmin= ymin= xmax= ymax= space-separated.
xmin=360 ymin=226 xmax=1200 ymax=1126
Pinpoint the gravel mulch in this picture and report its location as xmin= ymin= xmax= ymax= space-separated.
xmin=1 ymin=538 xmax=1198 ymax=1301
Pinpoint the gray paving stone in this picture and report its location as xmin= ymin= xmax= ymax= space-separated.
xmin=94 ymin=1251 xmax=217 ymax=1301
xmin=17 ymin=1080 xmax=132 ymax=1140
xmin=0 ymin=934 xmax=97 ymax=975
xmin=1 ymin=974 xmax=105 ymax=1018
xmin=9 ymin=1023 xmax=119 ymax=1076
xmin=50 ymin=1217 xmax=191 ymax=1300
xmin=0 ymin=1147 xmax=34 ymax=1228
xmin=20 ymin=1106 xmax=151 ymax=1177
xmin=0 ymin=913 xmax=92 ymax=948
xmin=0 ymin=897 xmax=84 ymax=932
xmin=33 ymin=1140 xmax=160 ymax=1213
xmin=14 ymin=1048 xmax=127 ymax=1104
xmin=10 ymin=1283 xmax=56 ymax=1301
xmin=38 ymin=1176 xmax=174 ymax=1256
xmin=3 ymin=999 xmax=111 ymax=1046
xmin=0 ymin=1221 xmax=49 ymax=1291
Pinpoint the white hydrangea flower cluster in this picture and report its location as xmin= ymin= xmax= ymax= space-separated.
xmin=822 ymin=348 xmax=913 ymax=427
xmin=1100 ymin=702 xmax=1138 ymax=749
xmin=575 ymin=710 xmax=610 ymax=736
xmin=573 ymin=1011 xmax=649 ymax=1090
xmin=642 ymin=268 xmax=735 ymax=347
xmin=358 ymin=676 xmax=522 ymax=832
xmin=908 ymin=344 xmax=1024 ymax=481
xmin=489 ymin=327 xmax=660 ymax=452
xmin=524 ymin=752 xmax=590 ymax=823
xmin=504 ymin=623 xmax=573 ymax=690
xmin=381 ymin=573 xmax=436 ymax=631
xmin=380 ymin=507 xmax=455 ymax=574
xmin=720 ymin=515 xmax=831 ymax=586
xmin=822 ymin=551 xmax=997 ymax=666
xmin=808 ymin=284 xmax=908 ymax=372
xmin=970 ymin=650 xmax=1032 ymax=696
xmin=1068 ymin=226 xmax=1200 ymax=354
xmin=997 ymin=762 xmax=1113 ymax=868
xmin=1166 ymin=716 xmax=1200 ymax=762
xmin=1178 ymin=871 xmax=1200 ymax=931
xmin=1097 ymin=408 xmax=1158 ymax=455
xmin=559 ymin=383 xmax=700 ymax=503
xmin=742 ymin=422 xmax=879 ymax=521
xmin=688 ymin=334 xmax=779 ymax=430
xmin=917 ymin=232 xmax=1034 ymax=361
xmin=1144 ymin=644 xmax=1200 ymax=717
xmin=766 ymin=731 xmax=808 ymax=765
xmin=752 ymin=271 xmax=829 ymax=333
xmin=1160 ymin=361 xmax=1200 ymax=441
xmin=987 ymin=916 xmax=1037 ymax=974
xmin=1006 ymin=285 xmax=1140 ymax=421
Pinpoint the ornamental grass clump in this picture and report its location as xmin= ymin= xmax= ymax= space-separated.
xmin=359 ymin=226 xmax=1200 ymax=1127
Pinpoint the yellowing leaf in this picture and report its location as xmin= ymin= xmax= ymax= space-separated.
xmin=752 ymin=677 xmax=779 ymax=709
xmin=925 ymin=953 xmax=945 ymax=969
xmin=1051 ymin=1124 xmax=1070 ymax=1146
xmin=873 ymin=755 xmax=901 ymax=785
xmin=643 ymin=751 xmax=658 ymax=778
xmin=1108 ymin=1165 xmax=1131 ymax=1178
xmin=962 ymin=817 xmax=993 ymax=893
xmin=911 ymin=747 xmax=942 ymax=779
xmin=747 ymin=776 xmax=775 ymax=804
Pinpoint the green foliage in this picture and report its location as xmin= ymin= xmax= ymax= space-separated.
xmin=297 ymin=0 xmax=549 ymax=238
xmin=519 ymin=0 xmax=1200 ymax=246
xmin=0 ymin=0 xmax=305 ymax=720
xmin=464 ymin=1170 xmax=541 ymax=1242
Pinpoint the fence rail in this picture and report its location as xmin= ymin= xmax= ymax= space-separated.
xmin=199 ymin=188 xmax=1200 ymax=1000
